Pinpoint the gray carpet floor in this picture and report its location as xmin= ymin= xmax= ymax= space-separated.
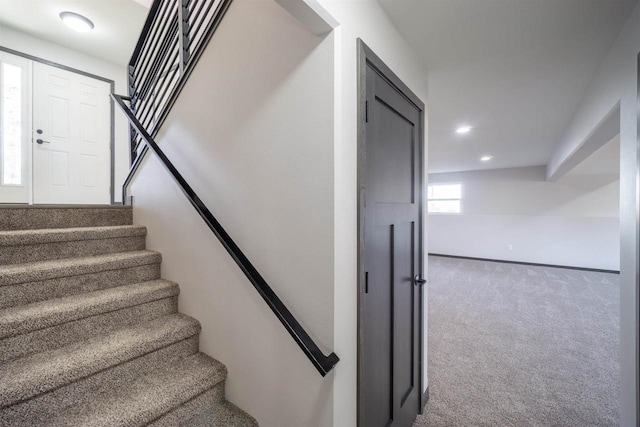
xmin=414 ymin=256 xmax=620 ymax=427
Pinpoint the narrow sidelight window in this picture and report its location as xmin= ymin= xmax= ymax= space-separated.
xmin=2 ymin=62 xmax=23 ymax=186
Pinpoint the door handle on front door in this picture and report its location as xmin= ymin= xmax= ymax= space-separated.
xmin=413 ymin=274 xmax=427 ymax=287
xmin=35 ymin=130 xmax=50 ymax=144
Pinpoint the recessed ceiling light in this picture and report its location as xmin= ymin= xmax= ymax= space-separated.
xmin=480 ymin=156 xmax=493 ymax=162
xmin=455 ymin=126 xmax=472 ymax=134
xmin=60 ymin=11 xmax=94 ymax=33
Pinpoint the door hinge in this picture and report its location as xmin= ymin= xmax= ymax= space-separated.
xmin=365 ymin=101 xmax=369 ymax=123
xmin=364 ymin=271 xmax=369 ymax=293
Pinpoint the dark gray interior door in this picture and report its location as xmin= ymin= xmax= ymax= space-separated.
xmin=361 ymin=60 xmax=423 ymax=427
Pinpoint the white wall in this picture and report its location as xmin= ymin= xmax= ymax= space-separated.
xmin=429 ymin=164 xmax=620 ymax=270
xmin=0 ymin=26 xmax=129 ymax=203
xmin=309 ymin=1 xmax=430 ymax=425
xmin=130 ymin=0 xmax=335 ymax=425
xmin=127 ymin=0 xmax=429 ymax=424
xmin=546 ymin=3 xmax=640 ymax=424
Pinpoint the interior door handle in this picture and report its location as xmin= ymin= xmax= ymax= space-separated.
xmin=414 ymin=274 xmax=427 ymax=286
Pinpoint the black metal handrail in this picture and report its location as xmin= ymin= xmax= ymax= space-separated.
xmin=113 ymin=93 xmax=339 ymax=376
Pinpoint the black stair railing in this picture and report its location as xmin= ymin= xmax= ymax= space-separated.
xmin=117 ymin=0 xmax=339 ymax=377
xmin=123 ymin=0 xmax=234 ymax=194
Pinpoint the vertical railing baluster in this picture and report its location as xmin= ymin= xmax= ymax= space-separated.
xmin=128 ymin=64 xmax=137 ymax=165
xmin=177 ymin=0 xmax=191 ymax=75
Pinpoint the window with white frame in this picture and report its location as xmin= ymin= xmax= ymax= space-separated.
xmin=428 ymin=183 xmax=462 ymax=213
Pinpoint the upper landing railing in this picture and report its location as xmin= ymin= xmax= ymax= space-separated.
xmin=126 ymin=0 xmax=231 ymax=166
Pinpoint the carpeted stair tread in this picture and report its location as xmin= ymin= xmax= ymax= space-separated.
xmin=0 ymin=337 xmax=200 ymax=426
xmin=0 ymin=206 xmax=132 ymax=231
xmin=181 ymin=400 xmax=258 ymax=427
xmin=45 ymin=352 xmax=226 ymax=427
xmin=0 ymin=226 xmax=148 ymax=265
xmin=0 ymin=297 xmax=178 ymax=364
xmin=187 ymin=400 xmax=259 ymax=427
xmin=0 ymin=250 xmax=162 ymax=287
xmin=0 ymin=280 xmax=179 ymax=339
xmin=0 ymin=225 xmax=146 ymax=246
xmin=0 ymin=313 xmax=200 ymax=408
xmin=151 ymin=391 xmax=259 ymax=427
xmin=0 ymin=206 xmax=257 ymax=424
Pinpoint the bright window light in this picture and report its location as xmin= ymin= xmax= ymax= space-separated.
xmin=60 ymin=12 xmax=94 ymax=33
xmin=2 ymin=63 xmax=23 ymax=185
xmin=455 ymin=125 xmax=472 ymax=134
xmin=428 ymin=184 xmax=462 ymax=214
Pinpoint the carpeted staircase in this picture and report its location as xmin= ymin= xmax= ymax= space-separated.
xmin=0 ymin=205 xmax=257 ymax=426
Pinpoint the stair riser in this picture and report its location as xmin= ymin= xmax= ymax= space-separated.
xmin=0 ymin=336 xmax=200 ymax=427
xmin=0 ymin=263 xmax=161 ymax=309
xmin=0 ymin=237 xmax=146 ymax=266
xmin=0 ymin=297 xmax=178 ymax=364
xmin=0 ymin=207 xmax=132 ymax=231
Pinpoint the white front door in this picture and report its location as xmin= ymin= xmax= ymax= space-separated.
xmin=0 ymin=52 xmax=31 ymax=204
xmin=32 ymin=62 xmax=110 ymax=204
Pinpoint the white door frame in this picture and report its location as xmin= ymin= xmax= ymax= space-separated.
xmin=0 ymin=46 xmax=116 ymax=204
